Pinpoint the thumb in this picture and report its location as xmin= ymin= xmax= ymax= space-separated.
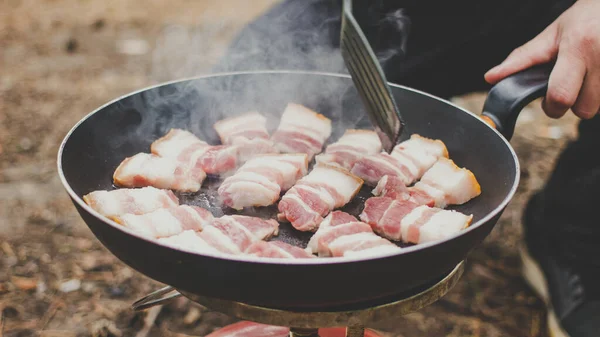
xmin=485 ymin=24 xmax=559 ymax=84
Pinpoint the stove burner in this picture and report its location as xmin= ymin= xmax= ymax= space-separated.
xmin=206 ymin=321 xmax=384 ymax=337
xmin=133 ymin=261 xmax=464 ymax=337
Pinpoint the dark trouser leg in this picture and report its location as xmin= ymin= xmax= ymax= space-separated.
xmin=214 ymin=0 xmax=574 ymax=99
xmin=527 ymin=116 xmax=600 ymax=265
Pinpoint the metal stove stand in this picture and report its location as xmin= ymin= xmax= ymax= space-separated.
xmin=133 ymin=261 xmax=464 ymax=337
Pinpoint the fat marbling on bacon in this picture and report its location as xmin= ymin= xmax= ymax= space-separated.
xmin=351 ymin=134 xmax=448 ymax=186
xmin=305 ymin=211 xmax=400 ymax=257
xmin=151 ymin=128 xmax=238 ymax=175
xmin=277 ymin=164 xmax=363 ymax=232
xmin=410 ymin=157 xmax=481 ymax=208
xmin=113 ymin=153 xmax=206 ymax=192
xmin=110 ymin=205 xmax=213 ymax=239
xmin=315 ymin=129 xmax=382 ymax=170
xmin=270 ymin=103 xmax=332 ymax=161
xmin=360 ymin=196 xmax=473 ymax=244
xmin=217 ymin=153 xmax=309 ymax=210
xmin=83 ymin=187 xmax=179 ymax=218
xmin=245 ymin=241 xmax=315 ymax=259
xmin=157 ymin=215 xmax=279 ymax=255
xmin=213 ymin=111 xmax=277 ymax=161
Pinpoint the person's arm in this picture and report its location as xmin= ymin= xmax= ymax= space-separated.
xmin=484 ymin=0 xmax=600 ymax=120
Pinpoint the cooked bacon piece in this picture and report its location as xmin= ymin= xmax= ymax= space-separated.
xmin=305 ymin=211 xmax=357 ymax=254
xmin=278 ymin=165 xmax=363 ymax=232
xmin=316 ymin=221 xmax=373 ymax=257
xmin=359 ymin=196 xmax=473 ymax=243
xmin=217 ymin=154 xmax=309 ymax=210
xmin=359 ymin=197 xmax=419 ymax=241
xmin=350 ymin=134 xmax=448 ymax=186
xmin=315 ymin=129 xmax=382 ymax=170
xmin=206 ymin=321 xmax=290 ymax=337
xmin=373 ymin=175 xmax=435 ymax=206
xmin=350 ymin=152 xmax=413 ymax=186
xmin=83 ymin=187 xmax=179 ymax=218
xmin=110 ymin=205 xmax=213 ymax=239
xmin=213 ymin=112 xmax=277 ymax=160
xmin=157 ymin=229 xmax=224 ymax=255
xmin=400 ymin=205 xmax=473 ymax=244
xmin=270 ymin=103 xmax=332 ymax=160
xmin=157 ymin=215 xmax=279 ymax=255
xmin=245 ymin=241 xmax=315 ymax=259
xmin=151 ymin=128 xmax=238 ymax=175
xmin=409 ymin=157 xmax=481 ymax=208
xmin=328 ymin=232 xmax=400 ymax=258
xmin=113 ymin=153 xmax=206 ymax=192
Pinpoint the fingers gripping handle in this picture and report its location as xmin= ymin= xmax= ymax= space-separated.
xmin=482 ymin=64 xmax=552 ymax=141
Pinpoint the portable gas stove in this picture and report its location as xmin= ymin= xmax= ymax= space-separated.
xmin=132 ymin=262 xmax=464 ymax=337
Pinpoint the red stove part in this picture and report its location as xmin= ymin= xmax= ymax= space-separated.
xmin=206 ymin=321 xmax=383 ymax=337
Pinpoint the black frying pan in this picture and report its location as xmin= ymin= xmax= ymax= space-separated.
xmin=57 ymin=65 xmax=550 ymax=310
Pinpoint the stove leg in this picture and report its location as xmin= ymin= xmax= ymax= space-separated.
xmin=346 ymin=326 xmax=365 ymax=337
xmin=289 ymin=327 xmax=320 ymax=337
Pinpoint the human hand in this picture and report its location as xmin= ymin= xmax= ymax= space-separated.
xmin=484 ymin=0 xmax=600 ymax=120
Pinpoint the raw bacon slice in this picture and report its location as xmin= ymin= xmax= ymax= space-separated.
xmin=350 ymin=134 xmax=448 ymax=186
xmin=83 ymin=187 xmax=179 ymax=218
xmin=359 ymin=196 xmax=473 ymax=243
xmin=400 ymin=205 xmax=473 ymax=244
xmin=328 ymin=232 xmax=400 ymax=258
xmin=245 ymin=241 xmax=315 ymax=259
xmin=157 ymin=229 xmax=224 ymax=255
xmin=217 ymin=154 xmax=309 ymax=210
xmin=270 ymin=103 xmax=332 ymax=160
xmin=373 ymin=175 xmax=435 ymax=206
xmin=213 ymin=112 xmax=277 ymax=160
xmin=410 ymin=157 xmax=481 ymax=208
xmin=151 ymin=128 xmax=238 ymax=175
xmin=305 ymin=211 xmax=357 ymax=254
xmin=278 ymin=164 xmax=363 ymax=232
xmin=315 ymin=129 xmax=382 ymax=170
xmin=359 ymin=197 xmax=420 ymax=241
xmin=113 ymin=153 xmax=206 ymax=192
xmin=111 ymin=205 xmax=213 ymax=239
xmin=157 ymin=215 xmax=279 ymax=255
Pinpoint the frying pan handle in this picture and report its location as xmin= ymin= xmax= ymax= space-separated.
xmin=481 ymin=64 xmax=551 ymax=141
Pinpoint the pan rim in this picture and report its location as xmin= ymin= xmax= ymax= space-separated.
xmin=57 ymin=69 xmax=520 ymax=265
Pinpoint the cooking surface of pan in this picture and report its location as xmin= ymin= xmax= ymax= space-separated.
xmin=59 ymin=70 xmax=523 ymax=309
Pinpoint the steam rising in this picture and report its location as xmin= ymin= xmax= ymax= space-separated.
xmin=101 ymin=1 xmax=411 ymax=180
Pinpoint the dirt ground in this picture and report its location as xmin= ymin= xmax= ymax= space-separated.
xmin=0 ymin=1 xmax=582 ymax=336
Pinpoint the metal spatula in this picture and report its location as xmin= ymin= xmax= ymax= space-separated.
xmin=340 ymin=0 xmax=405 ymax=152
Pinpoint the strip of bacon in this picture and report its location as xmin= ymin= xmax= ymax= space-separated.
xmin=360 ymin=196 xmax=473 ymax=243
xmin=315 ymin=129 xmax=382 ymax=170
xmin=328 ymin=232 xmax=401 ymax=258
xmin=151 ymin=128 xmax=238 ymax=175
xmin=83 ymin=187 xmax=179 ymax=218
xmin=350 ymin=134 xmax=448 ymax=186
xmin=270 ymin=103 xmax=332 ymax=161
xmin=218 ymin=154 xmax=309 ymax=210
xmin=213 ymin=112 xmax=277 ymax=161
xmin=360 ymin=197 xmax=420 ymax=241
xmin=110 ymin=205 xmax=213 ymax=239
xmin=400 ymin=205 xmax=473 ymax=244
xmin=278 ymin=164 xmax=363 ymax=232
xmin=373 ymin=175 xmax=434 ymax=206
xmin=409 ymin=157 xmax=481 ymax=208
xmin=245 ymin=241 xmax=315 ymax=259
xmin=157 ymin=215 xmax=279 ymax=255
xmin=305 ymin=210 xmax=357 ymax=254
xmin=113 ymin=153 xmax=206 ymax=192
